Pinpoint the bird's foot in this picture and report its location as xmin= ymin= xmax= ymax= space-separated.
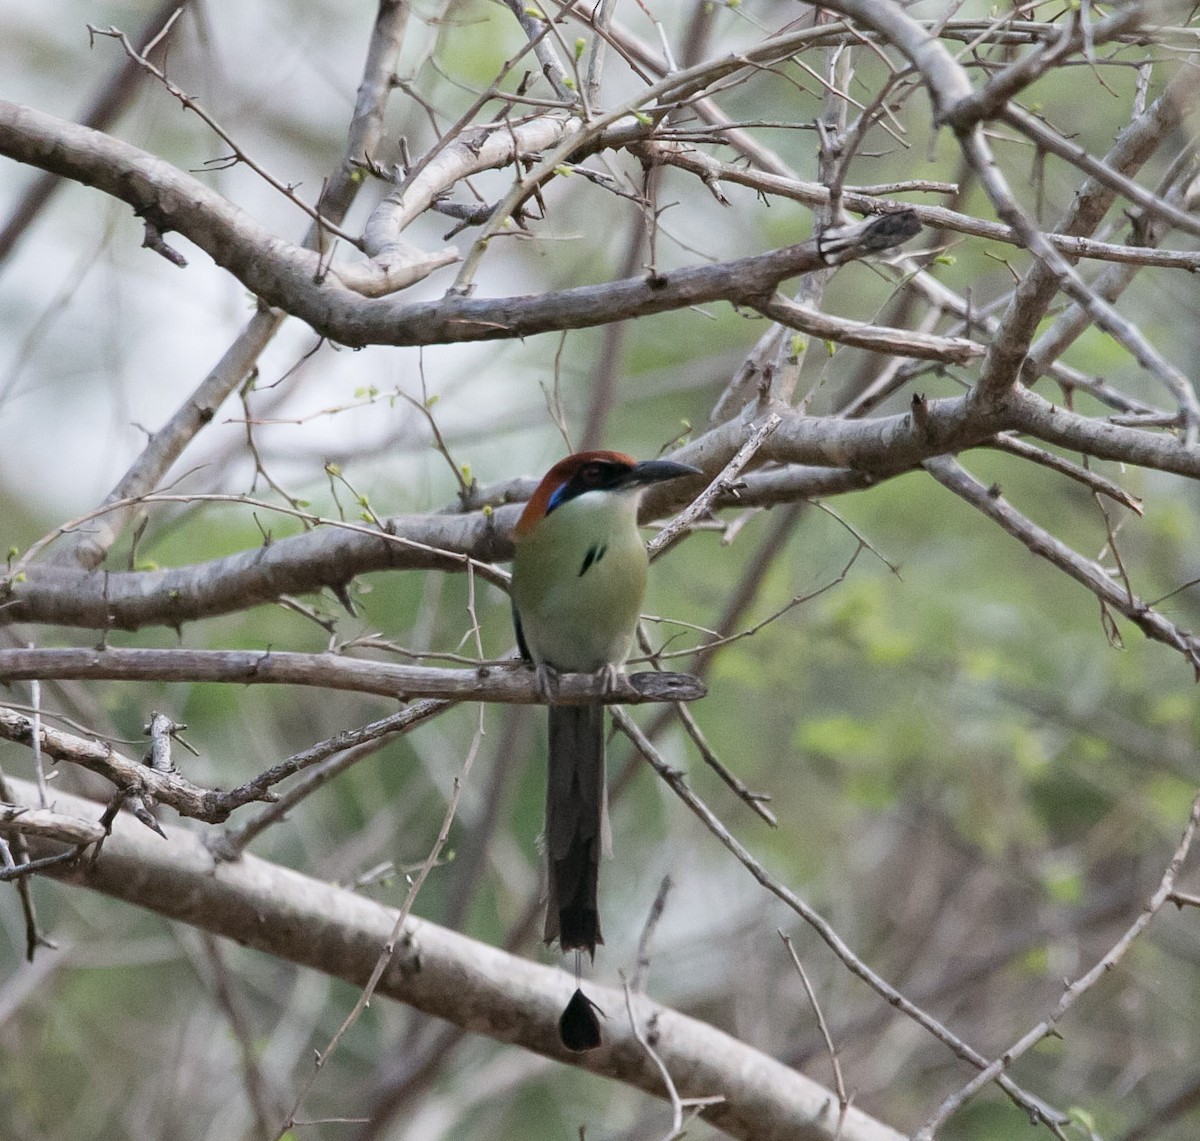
xmin=596 ymin=662 xmax=620 ymax=697
xmin=533 ymin=662 xmax=560 ymax=703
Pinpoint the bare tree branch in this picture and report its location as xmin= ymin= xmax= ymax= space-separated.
xmin=0 ymin=647 xmax=705 ymax=705
xmin=923 ymin=455 xmax=1200 ymax=671
xmin=5 ymin=777 xmax=906 ymax=1141
xmin=915 ymin=787 xmax=1200 ymax=1139
xmin=609 ymin=707 xmax=1066 ymax=1129
xmin=46 ymin=0 xmax=417 ymax=572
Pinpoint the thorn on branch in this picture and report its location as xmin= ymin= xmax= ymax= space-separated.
xmin=330 ymin=582 xmax=357 ymax=617
xmin=140 ymin=218 xmax=187 ymax=267
xmin=144 ymin=711 xmax=193 ymax=774
xmin=198 ymin=154 xmax=240 ymax=172
xmin=702 ymin=173 xmax=730 ymax=206
xmin=94 ymin=787 xmax=165 ymax=863
xmin=910 ymin=392 xmax=931 ymax=439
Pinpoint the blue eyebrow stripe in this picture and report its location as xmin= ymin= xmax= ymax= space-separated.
xmin=546 ymin=483 xmax=569 ymax=514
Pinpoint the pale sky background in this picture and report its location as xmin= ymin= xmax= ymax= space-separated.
xmin=0 ymin=0 xmax=631 ymax=524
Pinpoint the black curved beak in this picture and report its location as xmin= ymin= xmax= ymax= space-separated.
xmin=621 ymin=459 xmax=703 ymax=488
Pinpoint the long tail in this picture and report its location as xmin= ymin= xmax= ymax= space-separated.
xmin=544 ymin=702 xmax=606 ymax=955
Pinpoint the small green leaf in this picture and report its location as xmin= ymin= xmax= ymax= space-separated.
xmin=1017 ymin=945 xmax=1049 ymax=974
xmin=574 ymin=37 xmax=586 ymax=60
xmin=934 ymin=254 xmax=956 ymax=267
xmin=633 ymin=111 xmax=652 ymax=126
xmin=1039 ymin=855 xmax=1083 ymax=904
xmin=1067 ymin=1106 xmax=1097 ymax=1132
xmin=325 ymin=462 xmax=342 ymax=477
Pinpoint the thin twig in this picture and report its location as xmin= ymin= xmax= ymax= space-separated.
xmin=985 ymin=435 xmax=1143 ymax=515
xmin=914 ymin=787 xmax=1200 ymax=1139
xmin=673 ymin=703 xmax=777 ymax=826
xmin=610 ymin=707 xmax=1067 ymax=1129
xmin=632 ymin=875 xmax=674 ymax=993
xmin=924 ymin=455 xmax=1200 ymax=673
xmin=780 ymin=931 xmax=849 ymax=1139
xmin=208 ymin=700 xmax=451 ymax=861
xmin=86 ymin=24 xmax=360 ymax=244
xmin=648 ymin=413 xmax=782 ymax=560
xmin=272 ymin=707 xmax=486 ymax=1140
xmin=624 ymin=974 xmax=724 ymax=1141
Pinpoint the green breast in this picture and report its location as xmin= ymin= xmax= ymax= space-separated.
xmin=511 ymin=494 xmax=649 ymax=672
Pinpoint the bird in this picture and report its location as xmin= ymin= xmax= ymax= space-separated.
xmin=510 ymin=449 xmax=700 ymax=1050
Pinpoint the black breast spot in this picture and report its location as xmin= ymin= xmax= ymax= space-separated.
xmin=578 ymin=543 xmax=607 ymax=577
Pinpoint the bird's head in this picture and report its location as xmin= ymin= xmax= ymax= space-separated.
xmin=515 ymin=450 xmax=701 ymax=535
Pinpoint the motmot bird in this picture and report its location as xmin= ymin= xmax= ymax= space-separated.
xmin=510 ymin=451 xmax=700 ymax=968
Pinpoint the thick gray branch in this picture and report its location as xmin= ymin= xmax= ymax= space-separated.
xmin=51 ymin=0 xmax=415 ymax=573
xmin=0 ymin=101 xmax=917 ymax=348
xmin=7 ymin=777 xmax=904 ymax=1141
xmin=752 ymin=293 xmax=983 ymax=365
xmin=13 ymin=388 xmax=1200 ymax=633
xmin=0 ymin=648 xmax=705 ymax=705
xmin=1003 ymin=387 xmax=1200 ymax=476
xmin=0 ymin=803 xmax=107 ymax=846
xmin=3 ymin=505 xmax=514 ymax=631
xmin=4 ymin=395 xmax=1015 ymax=630
xmin=0 ymin=706 xmax=249 ymax=823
